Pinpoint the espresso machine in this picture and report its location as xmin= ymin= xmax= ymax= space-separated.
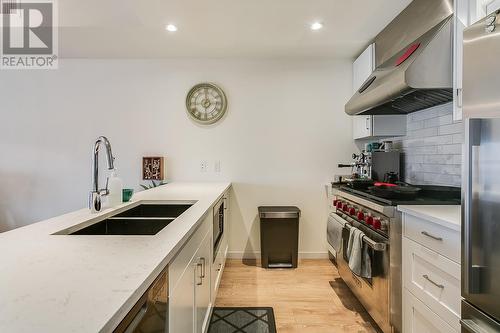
xmin=337 ymin=151 xmax=401 ymax=188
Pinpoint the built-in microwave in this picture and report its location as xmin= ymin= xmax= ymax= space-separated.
xmin=213 ymin=197 xmax=225 ymax=260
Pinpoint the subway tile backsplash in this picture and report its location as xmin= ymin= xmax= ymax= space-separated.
xmin=391 ymin=103 xmax=463 ymax=187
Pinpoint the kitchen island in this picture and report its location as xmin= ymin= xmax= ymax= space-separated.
xmin=0 ymin=182 xmax=231 ymax=333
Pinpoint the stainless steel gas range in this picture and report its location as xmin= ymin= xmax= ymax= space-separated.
xmin=327 ymin=184 xmax=460 ymax=333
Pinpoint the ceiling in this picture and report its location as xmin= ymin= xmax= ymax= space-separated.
xmin=58 ymin=0 xmax=412 ymax=59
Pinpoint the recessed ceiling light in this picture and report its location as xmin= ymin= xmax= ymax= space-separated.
xmin=165 ymin=24 xmax=178 ymax=32
xmin=310 ymin=22 xmax=323 ymax=31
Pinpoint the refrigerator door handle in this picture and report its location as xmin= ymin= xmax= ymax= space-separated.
xmin=463 ymin=119 xmax=475 ymax=295
xmin=463 ymin=119 xmax=484 ymax=295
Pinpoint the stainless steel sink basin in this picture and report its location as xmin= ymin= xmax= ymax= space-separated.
xmin=113 ymin=203 xmax=193 ymax=219
xmin=70 ymin=217 xmax=174 ymax=235
xmin=56 ymin=203 xmax=194 ymax=236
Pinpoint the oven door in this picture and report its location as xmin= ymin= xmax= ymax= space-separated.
xmin=336 ymin=213 xmax=391 ymax=333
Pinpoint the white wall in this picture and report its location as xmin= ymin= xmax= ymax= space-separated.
xmin=0 ymin=58 xmax=355 ymax=257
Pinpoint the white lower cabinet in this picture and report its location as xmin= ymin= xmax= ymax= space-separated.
xmin=169 ymin=189 xmax=231 ymax=333
xmin=169 ymin=259 xmax=196 ymax=333
xmin=404 ymin=289 xmax=456 ymax=333
xmin=402 ymin=211 xmax=461 ymax=332
xmin=169 ymin=215 xmax=212 ymax=333
xmin=195 ymin=231 xmax=212 ymax=333
xmin=403 ymin=238 xmax=461 ymax=330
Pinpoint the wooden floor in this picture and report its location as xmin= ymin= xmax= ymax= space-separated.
xmin=215 ymin=259 xmax=382 ymax=333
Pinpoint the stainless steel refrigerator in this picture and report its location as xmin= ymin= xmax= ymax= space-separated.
xmin=462 ymin=9 xmax=500 ymax=333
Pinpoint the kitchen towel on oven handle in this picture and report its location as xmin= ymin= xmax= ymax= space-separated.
xmin=346 ymin=226 xmax=372 ymax=279
xmin=327 ymin=213 xmax=345 ymax=253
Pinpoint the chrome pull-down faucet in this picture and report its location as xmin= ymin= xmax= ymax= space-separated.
xmin=89 ymin=136 xmax=115 ymax=213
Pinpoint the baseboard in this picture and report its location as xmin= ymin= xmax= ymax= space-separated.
xmin=299 ymin=252 xmax=329 ymax=259
xmin=227 ymin=251 xmax=259 ymax=260
xmin=227 ymin=251 xmax=328 ymax=260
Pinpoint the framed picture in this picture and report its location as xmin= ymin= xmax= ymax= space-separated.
xmin=142 ymin=157 xmax=165 ymax=180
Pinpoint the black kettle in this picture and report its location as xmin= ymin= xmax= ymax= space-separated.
xmin=384 ymin=172 xmax=399 ymax=184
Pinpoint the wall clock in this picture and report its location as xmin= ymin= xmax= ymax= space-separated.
xmin=186 ymin=83 xmax=227 ymax=125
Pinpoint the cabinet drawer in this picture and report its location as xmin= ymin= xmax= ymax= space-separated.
xmin=403 ymin=214 xmax=460 ymax=263
xmin=170 ymin=213 xmax=212 ymax=292
xmin=403 ymin=289 xmax=457 ymax=333
xmin=403 ymin=238 xmax=461 ymax=331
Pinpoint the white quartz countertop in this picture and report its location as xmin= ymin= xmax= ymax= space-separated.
xmin=397 ymin=205 xmax=461 ymax=231
xmin=0 ymin=182 xmax=231 ymax=333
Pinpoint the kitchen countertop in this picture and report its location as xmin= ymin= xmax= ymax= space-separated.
xmin=397 ymin=205 xmax=461 ymax=231
xmin=0 ymin=182 xmax=231 ymax=333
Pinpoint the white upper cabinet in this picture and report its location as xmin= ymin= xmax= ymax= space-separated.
xmin=453 ymin=0 xmax=467 ymax=121
xmin=353 ymin=44 xmax=375 ymax=94
xmin=351 ymin=44 xmax=407 ymax=140
xmin=353 ymin=44 xmax=375 ymax=140
xmin=486 ymin=0 xmax=500 ymax=13
xmin=453 ymin=0 xmax=498 ymax=121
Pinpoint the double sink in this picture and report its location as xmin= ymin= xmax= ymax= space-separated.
xmin=55 ymin=202 xmax=194 ymax=236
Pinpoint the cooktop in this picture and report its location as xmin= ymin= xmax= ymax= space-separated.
xmin=333 ymin=183 xmax=461 ymax=207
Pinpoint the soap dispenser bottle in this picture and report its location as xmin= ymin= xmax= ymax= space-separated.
xmin=108 ymin=170 xmax=123 ymax=207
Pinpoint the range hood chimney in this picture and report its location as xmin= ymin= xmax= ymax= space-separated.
xmin=345 ymin=0 xmax=454 ymax=116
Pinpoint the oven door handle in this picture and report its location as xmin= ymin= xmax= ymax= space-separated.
xmin=360 ymin=234 xmax=387 ymax=251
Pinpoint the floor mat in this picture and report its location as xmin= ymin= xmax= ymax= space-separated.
xmin=208 ymin=307 xmax=277 ymax=333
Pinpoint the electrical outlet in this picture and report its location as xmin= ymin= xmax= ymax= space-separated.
xmin=214 ymin=160 xmax=221 ymax=173
xmin=200 ymin=161 xmax=208 ymax=172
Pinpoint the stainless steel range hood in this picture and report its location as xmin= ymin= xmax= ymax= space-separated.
xmin=345 ymin=0 xmax=454 ymax=116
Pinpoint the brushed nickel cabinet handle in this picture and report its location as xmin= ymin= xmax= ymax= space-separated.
xmin=195 ymin=262 xmax=203 ymax=286
xmin=423 ymin=274 xmax=444 ymax=289
xmin=421 ymin=231 xmax=443 ymax=241
xmin=200 ymin=257 xmax=206 ymax=278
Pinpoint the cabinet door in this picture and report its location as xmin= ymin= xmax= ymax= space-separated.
xmin=371 ymin=115 xmax=407 ymax=137
xmin=468 ymin=0 xmax=489 ymax=23
xmin=195 ymin=231 xmax=212 ymax=333
xmin=403 ymin=290 xmax=456 ymax=333
xmin=169 ymin=261 xmax=196 ymax=333
xmin=487 ymin=0 xmax=500 ymax=13
xmin=453 ymin=0 xmax=469 ymax=121
xmin=353 ymin=44 xmax=375 ymax=94
xmin=454 ymin=0 xmax=499 ymax=121
xmin=352 ymin=45 xmax=375 ymax=140
xmin=353 ymin=115 xmax=372 ymax=140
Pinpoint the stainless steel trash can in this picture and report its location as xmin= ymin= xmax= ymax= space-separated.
xmin=258 ymin=206 xmax=300 ymax=268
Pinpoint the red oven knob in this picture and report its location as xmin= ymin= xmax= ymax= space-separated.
xmin=342 ymin=203 xmax=349 ymax=212
xmin=348 ymin=207 xmax=356 ymax=216
xmin=373 ymin=219 xmax=382 ymax=230
xmin=333 ymin=199 xmax=338 ymax=206
xmin=365 ymin=216 xmax=374 ymax=225
xmin=336 ymin=201 xmax=343 ymax=209
xmin=357 ymin=211 xmax=365 ymax=221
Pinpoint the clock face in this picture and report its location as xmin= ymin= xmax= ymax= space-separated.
xmin=186 ymin=83 xmax=227 ymax=124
